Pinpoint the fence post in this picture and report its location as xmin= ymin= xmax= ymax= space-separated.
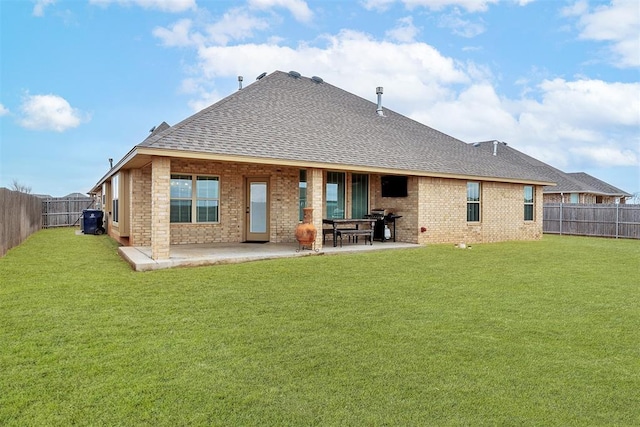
xmin=559 ymin=201 xmax=563 ymax=235
xmin=616 ymin=202 xmax=619 ymax=239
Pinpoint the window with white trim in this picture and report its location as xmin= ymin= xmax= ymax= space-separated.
xmin=112 ymin=174 xmax=119 ymax=223
xmin=467 ymin=182 xmax=480 ymax=222
xmin=299 ymin=170 xmax=307 ymax=221
xmin=170 ymin=174 xmax=220 ymax=223
xmin=524 ymin=185 xmax=534 ymax=221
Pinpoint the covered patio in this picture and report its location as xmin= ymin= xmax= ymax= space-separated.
xmin=119 ymin=241 xmax=419 ymax=271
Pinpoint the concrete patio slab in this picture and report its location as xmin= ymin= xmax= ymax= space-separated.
xmin=119 ymin=241 xmax=420 ymax=271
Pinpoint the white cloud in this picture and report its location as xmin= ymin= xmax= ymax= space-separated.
xmin=570 ymin=145 xmax=639 ymax=167
xmin=18 ymin=94 xmax=88 ymax=132
xmin=153 ymin=8 xmax=270 ymax=47
xmin=187 ymin=29 xmax=469 ymax=111
xmin=361 ymin=0 xmax=396 ymax=11
xmin=438 ymin=8 xmax=486 ymax=37
xmin=508 ymin=78 xmax=640 ymax=167
xmin=567 ymin=0 xmax=640 ymax=68
xmin=205 ymin=7 xmax=270 ymax=45
xmin=154 ymin=9 xmax=639 ymax=173
xmin=409 ymin=77 xmax=640 ymax=169
xmin=413 ymin=83 xmax=518 ymax=141
xmin=153 ymin=19 xmax=198 ymax=47
xmin=534 ymin=78 xmax=640 ymax=127
xmin=0 ymin=104 xmax=9 ymax=116
xmin=248 ymin=0 xmax=313 ymax=23
xmin=33 ymin=0 xmax=55 ymax=17
xmin=89 ymin=0 xmax=196 ymax=13
xmin=362 ymin=0 xmax=500 ymax=13
xmin=385 ymin=16 xmax=420 ymax=42
xmin=561 ymin=0 xmax=588 ymax=17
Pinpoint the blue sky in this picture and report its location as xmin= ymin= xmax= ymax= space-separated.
xmin=1 ymin=0 xmax=638 ymax=197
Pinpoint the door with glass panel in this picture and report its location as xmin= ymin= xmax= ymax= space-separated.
xmin=245 ymin=178 xmax=270 ymax=241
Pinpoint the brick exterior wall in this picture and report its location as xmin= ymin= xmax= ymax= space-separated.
xmin=118 ymin=157 xmax=544 ymax=251
xmin=370 ymin=174 xmax=419 ymax=243
xmin=306 ymin=168 xmax=324 ymax=249
xmin=129 ymin=166 xmax=151 ymax=246
xmin=151 ymin=157 xmax=171 ymax=260
xmin=416 ymin=177 xmax=542 ymax=244
xmin=168 ymin=159 xmax=300 ymax=245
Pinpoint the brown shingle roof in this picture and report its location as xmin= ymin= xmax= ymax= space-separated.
xmin=470 ymin=140 xmax=631 ymax=196
xmin=138 ymin=71 xmax=554 ymax=183
xmin=564 ymin=172 xmax=631 ymax=196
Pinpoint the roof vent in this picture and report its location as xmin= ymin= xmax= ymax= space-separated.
xmin=238 ymin=75 xmax=243 ymax=90
xmin=256 ymin=72 xmax=267 ymax=80
xmin=311 ymin=76 xmax=323 ymax=84
xmin=288 ymin=70 xmax=301 ymax=78
xmin=376 ymin=86 xmax=384 ymax=116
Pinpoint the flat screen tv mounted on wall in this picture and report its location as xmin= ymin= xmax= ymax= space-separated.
xmin=381 ymin=175 xmax=408 ymax=197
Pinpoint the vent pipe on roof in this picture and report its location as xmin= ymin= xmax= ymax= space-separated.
xmin=493 ymin=140 xmax=498 ymax=156
xmin=238 ymin=76 xmax=243 ymax=90
xmin=376 ymin=87 xmax=384 ymax=116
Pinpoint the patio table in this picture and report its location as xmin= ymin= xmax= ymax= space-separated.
xmin=322 ymin=218 xmax=376 ymax=247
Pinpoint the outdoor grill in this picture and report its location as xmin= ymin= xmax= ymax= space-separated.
xmin=366 ymin=209 xmax=402 ymax=242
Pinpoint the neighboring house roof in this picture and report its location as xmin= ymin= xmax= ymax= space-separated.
xmin=142 ymin=121 xmax=171 ymax=143
xmin=559 ymin=172 xmax=631 ymax=197
xmin=91 ymin=70 xmax=556 ymax=192
xmin=63 ymin=192 xmax=93 ymax=199
xmin=471 ymin=140 xmax=630 ymax=197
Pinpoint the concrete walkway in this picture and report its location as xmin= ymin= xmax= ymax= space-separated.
xmin=119 ymin=241 xmax=420 ymax=271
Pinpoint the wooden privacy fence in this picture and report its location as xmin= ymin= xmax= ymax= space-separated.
xmin=42 ymin=196 xmax=96 ymax=228
xmin=0 ymin=188 xmax=43 ymax=257
xmin=543 ymin=203 xmax=640 ymax=239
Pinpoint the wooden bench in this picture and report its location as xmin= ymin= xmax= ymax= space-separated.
xmin=322 ymin=227 xmax=357 ymax=244
xmin=336 ymin=229 xmax=373 ymax=247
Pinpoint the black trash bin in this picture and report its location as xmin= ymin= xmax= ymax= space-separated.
xmin=82 ymin=209 xmax=105 ymax=235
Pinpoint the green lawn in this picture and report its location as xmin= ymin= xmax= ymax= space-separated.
xmin=1 ymin=229 xmax=638 ymax=426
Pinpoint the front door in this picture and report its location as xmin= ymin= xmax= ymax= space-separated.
xmin=245 ymin=178 xmax=270 ymax=242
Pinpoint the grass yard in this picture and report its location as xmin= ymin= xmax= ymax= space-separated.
xmin=1 ymin=228 xmax=639 ymax=426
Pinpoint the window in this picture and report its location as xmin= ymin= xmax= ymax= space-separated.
xmin=299 ymin=169 xmax=307 ymax=221
xmin=170 ymin=174 xmax=219 ymax=223
xmin=170 ymin=174 xmax=192 ymax=223
xmin=326 ymin=172 xmax=345 ymax=219
xmin=467 ymin=182 xmax=480 ymax=222
xmin=352 ymin=174 xmax=369 ymax=219
xmin=570 ymin=193 xmax=579 ymax=203
xmin=524 ymin=185 xmax=534 ymax=221
xmin=112 ymin=174 xmax=119 ymax=223
xmin=196 ymin=176 xmax=219 ymax=222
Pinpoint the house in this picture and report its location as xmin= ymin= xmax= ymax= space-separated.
xmin=543 ymin=172 xmax=631 ymax=204
xmin=469 ymin=141 xmax=631 ymax=204
xmin=89 ymin=70 xmax=556 ymax=260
